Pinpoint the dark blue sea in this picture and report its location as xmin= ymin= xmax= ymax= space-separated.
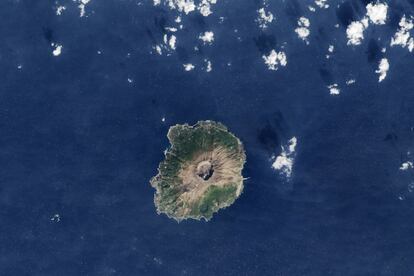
xmin=1 ymin=0 xmax=414 ymax=275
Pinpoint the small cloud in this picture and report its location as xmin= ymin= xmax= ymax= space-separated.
xmin=168 ymin=35 xmax=177 ymax=50
xmin=204 ymin=59 xmax=212 ymax=72
xmin=328 ymin=83 xmax=340 ymax=95
xmin=295 ymin=17 xmax=310 ymax=43
xmin=50 ymin=214 xmax=61 ymax=222
xmin=51 ymin=43 xmax=63 ymax=56
xmin=315 ymin=0 xmax=329 ymax=9
xmin=262 ymin=50 xmax=287 ymax=71
xmin=56 ymin=5 xmax=66 ymax=16
xmin=78 ymin=0 xmax=91 ymax=17
xmin=375 ymin=58 xmax=389 ymax=82
xmin=271 ymin=137 xmax=297 ymax=179
xmin=400 ymin=161 xmax=413 ymax=171
xmin=183 ymin=63 xmax=195 ymax=71
xmin=346 ymin=3 xmax=388 ymax=46
xmin=199 ymin=31 xmax=214 ymax=44
xmin=346 ymin=79 xmax=356 ymax=85
xmin=366 ymin=2 xmax=388 ymax=25
xmin=346 ymin=19 xmax=368 ymax=45
xmin=256 ymin=7 xmax=274 ymax=29
xmin=390 ymin=15 xmax=414 ymax=52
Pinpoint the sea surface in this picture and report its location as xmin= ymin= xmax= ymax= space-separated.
xmin=1 ymin=0 xmax=414 ymax=275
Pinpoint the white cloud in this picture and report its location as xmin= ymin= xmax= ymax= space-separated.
xmin=257 ymin=7 xmax=274 ymax=29
xmin=295 ymin=17 xmax=310 ymax=43
xmin=159 ymin=0 xmax=217 ymax=17
xmin=315 ymin=0 xmax=329 ymax=9
xmin=262 ymin=50 xmax=287 ymax=71
xmin=198 ymin=0 xmax=216 ymax=16
xmin=204 ymin=59 xmax=212 ymax=72
xmin=154 ymin=33 xmax=178 ymax=56
xmin=366 ymin=2 xmax=388 ymax=25
xmin=327 ymin=83 xmax=340 ymax=95
xmin=165 ymin=27 xmax=178 ymax=32
xmin=183 ymin=63 xmax=195 ymax=71
xmin=51 ymin=43 xmax=63 ymax=56
xmin=168 ymin=0 xmax=196 ymax=14
xmin=400 ymin=161 xmax=413 ymax=171
xmin=78 ymin=0 xmax=91 ymax=17
xmin=199 ymin=31 xmax=214 ymax=44
xmin=375 ymin=58 xmax=389 ymax=82
xmin=272 ymin=137 xmax=297 ymax=178
xmin=390 ymin=15 xmax=414 ymax=52
xmin=326 ymin=45 xmax=334 ymax=59
xmin=50 ymin=214 xmax=61 ymax=222
xmin=168 ymin=35 xmax=177 ymax=50
xmin=346 ymin=79 xmax=356 ymax=85
xmin=56 ymin=5 xmax=66 ymax=15
xmin=346 ymin=19 xmax=368 ymax=45
xmin=346 ymin=3 xmax=388 ymax=46
xmin=153 ymin=45 xmax=162 ymax=55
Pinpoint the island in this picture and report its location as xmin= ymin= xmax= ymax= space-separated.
xmin=150 ymin=120 xmax=246 ymax=222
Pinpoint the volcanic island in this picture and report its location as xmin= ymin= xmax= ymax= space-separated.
xmin=150 ymin=120 xmax=246 ymax=222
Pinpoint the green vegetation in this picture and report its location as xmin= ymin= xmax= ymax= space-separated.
xmin=167 ymin=121 xmax=240 ymax=162
xmin=150 ymin=120 xmax=246 ymax=222
xmin=194 ymin=184 xmax=238 ymax=219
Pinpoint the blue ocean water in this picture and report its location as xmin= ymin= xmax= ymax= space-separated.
xmin=1 ymin=0 xmax=414 ymax=275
